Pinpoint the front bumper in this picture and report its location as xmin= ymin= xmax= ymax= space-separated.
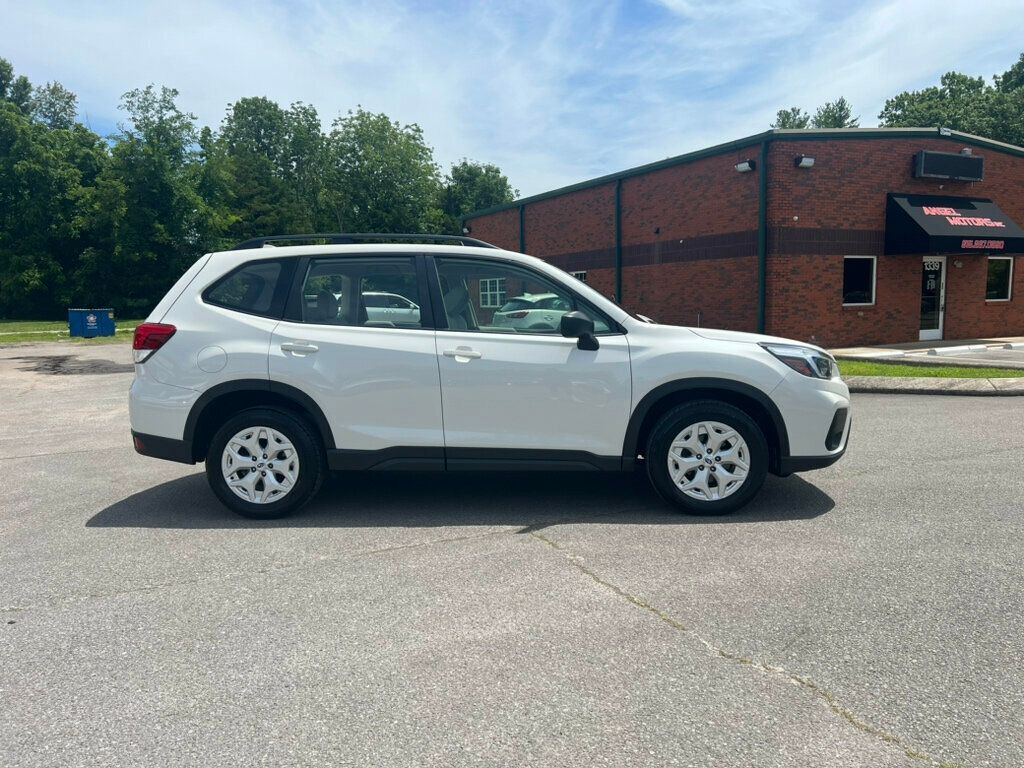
xmin=771 ymin=370 xmax=851 ymax=473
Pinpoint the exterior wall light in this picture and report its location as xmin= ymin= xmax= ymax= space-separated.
xmin=735 ymin=160 xmax=755 ymax=173
xmin=462 ymin=225 xmax=471 ymax=234
xmin=795 ymin=155 xmax=815 ymax=168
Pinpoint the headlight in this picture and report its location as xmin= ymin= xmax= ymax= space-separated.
xmin=760 ymin=343 xmax=835 ymax=379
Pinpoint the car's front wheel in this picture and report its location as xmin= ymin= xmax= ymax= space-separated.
xmin=646 ymin=400 xmax=768 ymax=515
xmin=206 ymin=408 xmax=324 ymax=519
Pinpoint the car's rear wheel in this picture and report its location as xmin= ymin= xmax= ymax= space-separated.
xmin=206 ymin=408 xmax=324 ymax=519
xmin=646 ymin=400 xmax=768 ymax=515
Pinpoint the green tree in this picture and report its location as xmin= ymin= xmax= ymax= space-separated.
xmin=879 ymin=72 xmax=991 ymax=130
xmin=0 ymin=53 xmax=517 ymax=318
xmin=812 ymin=97 xmax=859 ymax=128
xmin=878 ymin=67 xmax=1024 ymax=146
xmin=995 ymin=52 xmax=1024 ymax=92
xmin=284 ymin=102 xmax=328 ymax=231
xmin=0 ymin=100 xmax=109 ymax=316
xmin=771 ymin=106 xmax=810 ymax=129
xmin=437 ymin=159 xmax=517 ymax=234
xmin=325 ymin=108 xmax=440 ymax=233
xmin=216 ymin=96 xmax=297 ymax=242
xmin=771 ymin=98 xmax=858 ymax=129
xmin=0 ymin=58 xmax=14 ymax=100
xmin=76 ymin=85 xmax=209 ymax=314
xmin=31 ymin=81 xmax=78 ymax=129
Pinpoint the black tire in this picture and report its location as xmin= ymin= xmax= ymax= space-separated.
xmin=646 ymin=400 xmax=768 ymax=516
xmin=205 ymin=407 xmax=325 ymax=519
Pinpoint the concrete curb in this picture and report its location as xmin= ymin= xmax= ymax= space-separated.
xmin=927 ymin=344 xmax=990 ymax=356
xmin=846 ymin=375 xmax=1024 ymax=396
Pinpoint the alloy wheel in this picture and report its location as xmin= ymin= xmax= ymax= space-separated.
xmin=221 ymin=426 xmax=300 ymax=504
xmin=666 ymin=420 xmax=750 ymax=501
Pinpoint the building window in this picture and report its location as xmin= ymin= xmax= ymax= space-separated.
xmin=986 ymin=257 xmax=1013 ymax=301
xmin=479 ymin=277 xmax=506 ymax=308
xmin=570 ymin=270 xmax=588 ymax=282
xmin=842 ymin=256 xmax=876 ymax=306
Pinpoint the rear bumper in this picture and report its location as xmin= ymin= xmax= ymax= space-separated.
xmin=131 ymin=430 xmax=194 ymax=464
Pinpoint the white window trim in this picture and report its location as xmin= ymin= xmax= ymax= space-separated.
xmin=479 ymin=277 xmax=506 ymax=309
xmin=985 ymin=256 xmax=1014 ymax=302
xmin=570 ymin=270 xmax=588 ymax=282
xmin=842 ymin=255 xmax=877 ymax=307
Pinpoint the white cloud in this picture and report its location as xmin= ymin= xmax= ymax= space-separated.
xmin=2 ymin=0 xmax=1023 ymax=196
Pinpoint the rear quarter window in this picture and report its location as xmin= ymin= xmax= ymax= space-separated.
xmin=204 ymin=260 xmax=286 ymax=317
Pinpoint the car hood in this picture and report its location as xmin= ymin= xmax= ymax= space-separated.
xmin=684 ymin=326 xmax=830 ymax=355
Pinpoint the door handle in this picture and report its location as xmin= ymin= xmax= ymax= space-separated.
xmin=443 ymin=347 xmax=482 ymax=360
xmin=280 ymin=341 xmax=319 ymax=355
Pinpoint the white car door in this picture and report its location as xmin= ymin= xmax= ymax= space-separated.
xmin=432 ymin=255 xmax=631 ymax=463
xmin=269 ymin=255 xmax=443 ymax=460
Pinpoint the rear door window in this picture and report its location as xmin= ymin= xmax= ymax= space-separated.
xmin=300 ymin=257 xmax=424 ymax=328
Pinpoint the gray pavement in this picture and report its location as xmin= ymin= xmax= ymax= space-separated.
xmin=832 ymin=337 xmax=1024 ymax=370
xmin=2 ymin=342 xmax=1024 ymax=767
xmin=845 ymin=375 xmax=1024 ymax=395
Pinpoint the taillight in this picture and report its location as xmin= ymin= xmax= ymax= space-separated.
xmin=133 ymin=323 xmax=176 ymax=363
xmin=506 ymin=311 xmax=529 ymax=319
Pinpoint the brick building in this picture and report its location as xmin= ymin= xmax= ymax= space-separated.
xmin=462 ymin=128 xmax=1024 ymax=347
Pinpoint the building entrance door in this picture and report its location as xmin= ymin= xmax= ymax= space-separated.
xmin=919 ymin=256 xmax=946 ymax=341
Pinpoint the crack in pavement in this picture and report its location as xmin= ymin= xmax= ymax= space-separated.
xmin=527 ymin=529 xmax=964 ymax=768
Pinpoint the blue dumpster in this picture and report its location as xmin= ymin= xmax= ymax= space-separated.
xmin=68 ymin=308 xmax=116 ymax=338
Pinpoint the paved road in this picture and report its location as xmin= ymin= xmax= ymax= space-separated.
xmin=2 ymin=342 xmax=1022 ymax=767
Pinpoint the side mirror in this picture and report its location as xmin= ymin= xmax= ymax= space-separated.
xmin=560 ymin=311 xmax=599 ymax=351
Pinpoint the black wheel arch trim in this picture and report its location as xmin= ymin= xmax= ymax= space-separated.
xmin=623 ymin=378 xmax=791 ymax=462
xmin=183 ymin=379 xmax=336 ymax=460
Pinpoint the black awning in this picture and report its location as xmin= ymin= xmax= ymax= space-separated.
xmin=885 ymin=194 xmax=1024 ymax=255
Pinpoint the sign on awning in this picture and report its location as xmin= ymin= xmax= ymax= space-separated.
xmin=885 ymin=194 xmax=1024 ymax=254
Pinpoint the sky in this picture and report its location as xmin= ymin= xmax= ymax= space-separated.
xmin=4 ymin=0 xmax=1024 ymax=197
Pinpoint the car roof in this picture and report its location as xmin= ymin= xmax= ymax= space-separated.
xmin=199 ymin=242 xmax=631 ymax=325
xmin=208 ymin=243 xmax=520 ymax=260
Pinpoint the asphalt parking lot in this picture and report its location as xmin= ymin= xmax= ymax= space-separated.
xmin=2 ymin=342 xmax=1023 ymax=768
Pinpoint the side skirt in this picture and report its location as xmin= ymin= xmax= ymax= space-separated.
xmin=327 ymin=447 xmax=624 ymax=473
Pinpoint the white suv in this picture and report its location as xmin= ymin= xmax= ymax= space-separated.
xmin=129 ymin=234 xmax=850 ymax=519
xmin=492 ymin=292 xmax=571 ymax=331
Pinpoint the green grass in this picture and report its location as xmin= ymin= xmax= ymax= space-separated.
xmin=839 ymin=359 xmax=1023 ymax=378
xmin=0 ymin=318 xmax=144 ymax=345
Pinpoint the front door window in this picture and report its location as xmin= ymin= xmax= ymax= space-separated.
xmin=919 ymin=257 xmax=945 ymax=341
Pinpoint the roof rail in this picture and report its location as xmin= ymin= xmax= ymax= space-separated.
xmin=233 ymin=233 xmax=499 ymax=250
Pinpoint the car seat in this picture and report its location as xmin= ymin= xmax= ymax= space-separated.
xmin=443 ymin=285 xmax=474 ymax=329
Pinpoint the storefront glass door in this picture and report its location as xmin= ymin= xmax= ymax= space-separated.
xmin=919 ymin=256 xmax=946 ymax=341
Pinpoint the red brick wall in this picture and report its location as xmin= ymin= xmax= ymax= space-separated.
xmin=465 ymin=134 xmax=1024 ymax=344
xmin=767 ymin=255 xmax=920 ymax=347
xmin=618 ymin=152 xmax=760 ymax=329
xmin=525 ymin=183 xmax=616 ymax=256
xmin=466 ymin=207 xmax=519 ymax=251
xmin=945 ymin=254 xmax=1024 ymax=339
xmin=621 ymin=151 xmax=758 ymax=240
xmin=767 ymin=138 xmax=1024 ymax=343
